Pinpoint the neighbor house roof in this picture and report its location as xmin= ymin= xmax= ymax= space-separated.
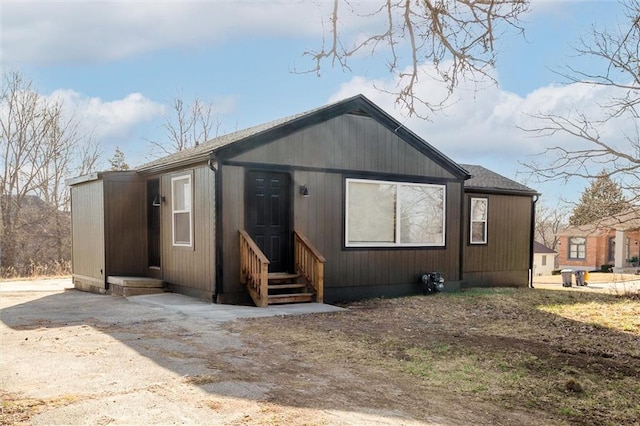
xmin=461 ymin=164 xmax=538 ymax=196
xmin=137 ymin=94 xmax=471 ymax=179
xmin=533 ymin=241 xmax=557 ymax=254
xmin=557 ymin=207 xmax=640 ymax=236
xmin=556 ymin=224 xmax=606 ymax=237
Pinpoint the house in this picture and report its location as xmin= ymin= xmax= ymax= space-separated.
xmin=67 ymin=95 xmax=538 ymax=306
xmin=557 ymin=208 xmax=640 ymax=273
xmin=532 ymin=241 xmax=557 ymax=276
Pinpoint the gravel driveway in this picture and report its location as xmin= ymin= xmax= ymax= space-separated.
xmin=1 ymin=279 xmax=362 ymax=425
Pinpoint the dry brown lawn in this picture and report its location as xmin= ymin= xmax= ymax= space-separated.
xmin=236 ymin=286 xmax=640 ymax=425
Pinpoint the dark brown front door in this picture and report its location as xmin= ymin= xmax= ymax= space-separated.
xmin=246 ymin=170 xmax=291 ymax=273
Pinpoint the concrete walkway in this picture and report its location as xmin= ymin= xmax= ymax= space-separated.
xmin=129 ymin=292 xmax=344 ymax=322
xmin=0 ymin=277 xmax=344 ymax=321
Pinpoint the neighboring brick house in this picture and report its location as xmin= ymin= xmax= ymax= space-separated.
xmin=557 ymin=208 xmax=640 ymax=272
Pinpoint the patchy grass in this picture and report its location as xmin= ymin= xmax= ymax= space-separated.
xmin=539 ymin=299 xmax=640 ymax=333
xmin=239 ymin=288 xmax=640 ymax=425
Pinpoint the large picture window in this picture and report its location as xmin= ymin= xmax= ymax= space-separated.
xmin=172 ymin=174 xmax=193 ymax=247
xmin=345 ymin=178 xmax=446 ymax=247
xmin=470 ymin=197 xmax=488 ymax=244
xmin=568 ymin=237 xmax=586 ymax=259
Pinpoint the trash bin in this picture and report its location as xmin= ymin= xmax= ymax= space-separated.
xmin=574 ymin=270 xmax=587 ymax=286
xmin=561 ymin=269 xmax=573 ymax=287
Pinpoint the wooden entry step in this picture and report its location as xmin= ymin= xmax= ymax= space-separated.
xmin=268 ymin=283 xmax=307 ymax=290
xmin=267 ymin=272 xmax=300 ymax=282
xmin=268 ymin=292 xmax=315 ymax=304
xmin=266 ymin=272 xmax=314 ymax=304
xmin=107 ymin=276 xmax=165 ymax=297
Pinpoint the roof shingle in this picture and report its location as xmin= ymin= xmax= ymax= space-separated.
xmin=461 ymin=164 xmax=538 ymax=195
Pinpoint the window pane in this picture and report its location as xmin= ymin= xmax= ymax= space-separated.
xmin=471 ymin=222 xmax=486 ymax=243
xmin=347 ymin=182 xmax=395 ymax=243
xmin=471 ymin=198 xmax=487 ymax=221
xmin=399 ymin=185 xmax=443 ymax=244
xmin=173 ymin=178 xmax=190 ymax=211
xmin=174 ymin=212 xmax=191 ymax=245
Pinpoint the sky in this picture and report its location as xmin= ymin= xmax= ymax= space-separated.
xmin=0 ymin=0 xmax=632 ymax=207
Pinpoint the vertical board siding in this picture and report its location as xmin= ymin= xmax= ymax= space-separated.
xmin=463 ymin=193 xmax=532 ymax=286
xmin=161 ymin=165 xmax=216 ymax=293
xmin=220 ymin=112 xmax=468 ymax=301
xmin=221 ymin=165 xmax=245 ymax=295
xmin=104 ymin=178 xmax=146 ymax=276
xmin=71 ymin=180 xmax=105 ymax=281
xmin=225 ymin=167 xmax=464 ymax=300
xmin=233 ymin=114 xmax=457 ymax=179
xmin=287 ymin=172 xmax=462 ymax=299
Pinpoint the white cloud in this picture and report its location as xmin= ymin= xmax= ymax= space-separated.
xmin=328 ymin=63 xmax=635 ymax=202
xmin=47 ymin=90 xmax=165 ymax=141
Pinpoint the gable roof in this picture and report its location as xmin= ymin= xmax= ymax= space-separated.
xmin=138 ymin=94 xmax=470 ymax=179
xmin=461 ymin=164 xmax=538 ymax=196
xmin=533 ymin=241 xmax=557 ymax=254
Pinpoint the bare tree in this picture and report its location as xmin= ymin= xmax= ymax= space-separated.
xmin=305 ymin=0 xmax=529 ymax=117
xmin=148 ymin=94 xmax=221 ymax=157
xmin=524 ymin=0 xmax=640 ymax=209
xmin=535 ymin=202 xmax=568 ymax=252
xmin=0 ymin=70 xmax=99 ymax=275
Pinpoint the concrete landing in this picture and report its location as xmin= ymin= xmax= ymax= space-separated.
xmin=127 ymin=292 xmax=345 ymax=323
xmin=107 ymin=276 xmax=165 ymax=297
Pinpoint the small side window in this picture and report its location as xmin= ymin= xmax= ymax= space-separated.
xmin=470 ymin=197 xmax=488 ymax=244
xmin=172 ymin=174 xmax=192 ymax=247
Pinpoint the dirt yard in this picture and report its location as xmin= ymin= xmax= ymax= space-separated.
xmin=1 ymin=277 xmax=639 ymax=425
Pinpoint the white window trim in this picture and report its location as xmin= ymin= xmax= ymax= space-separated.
xmin=469 ymin=197 xmax=488 ymax=244
xmin=345 ymin=178 xmax=446 ymax=248
xmin=171 ymin=174 xmax=193 ymax=247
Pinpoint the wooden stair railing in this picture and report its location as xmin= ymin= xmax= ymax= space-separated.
xmin=293 ymin=231 xmax=326 ymax=303
xmin=240 ymin=230 xmax=327 ymax=306
xmin=239 ymin=230 xmax=270 ymax=307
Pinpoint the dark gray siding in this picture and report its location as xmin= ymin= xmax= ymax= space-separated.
xmin=219 ymin=114 xmax=465 ymax=303
xmin=71 ymin=179 xmax=106 ymax=291
xmin=160 ymin=165 xmax=216 ymax=299
xmin=462 ymin=193 xmax=533 ymax=287
xmin=233 ymin=114 xmax=458 ymax=179
xmin=293 ymin=172 xmax=463 ymax=302
xmin=219 ymin=165 xmax=245 ymax=300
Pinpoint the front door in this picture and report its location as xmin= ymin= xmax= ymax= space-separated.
xmin=246 ymin=170 xmax=291 ymax=273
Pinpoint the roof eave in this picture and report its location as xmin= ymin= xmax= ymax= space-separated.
xmin=137 ymin=153 xmax=211 ymax=175
xmin=464 ymin=186 xmax=540 ymax=197
xmin=65 ymin=170 xmax=140 ymax=186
